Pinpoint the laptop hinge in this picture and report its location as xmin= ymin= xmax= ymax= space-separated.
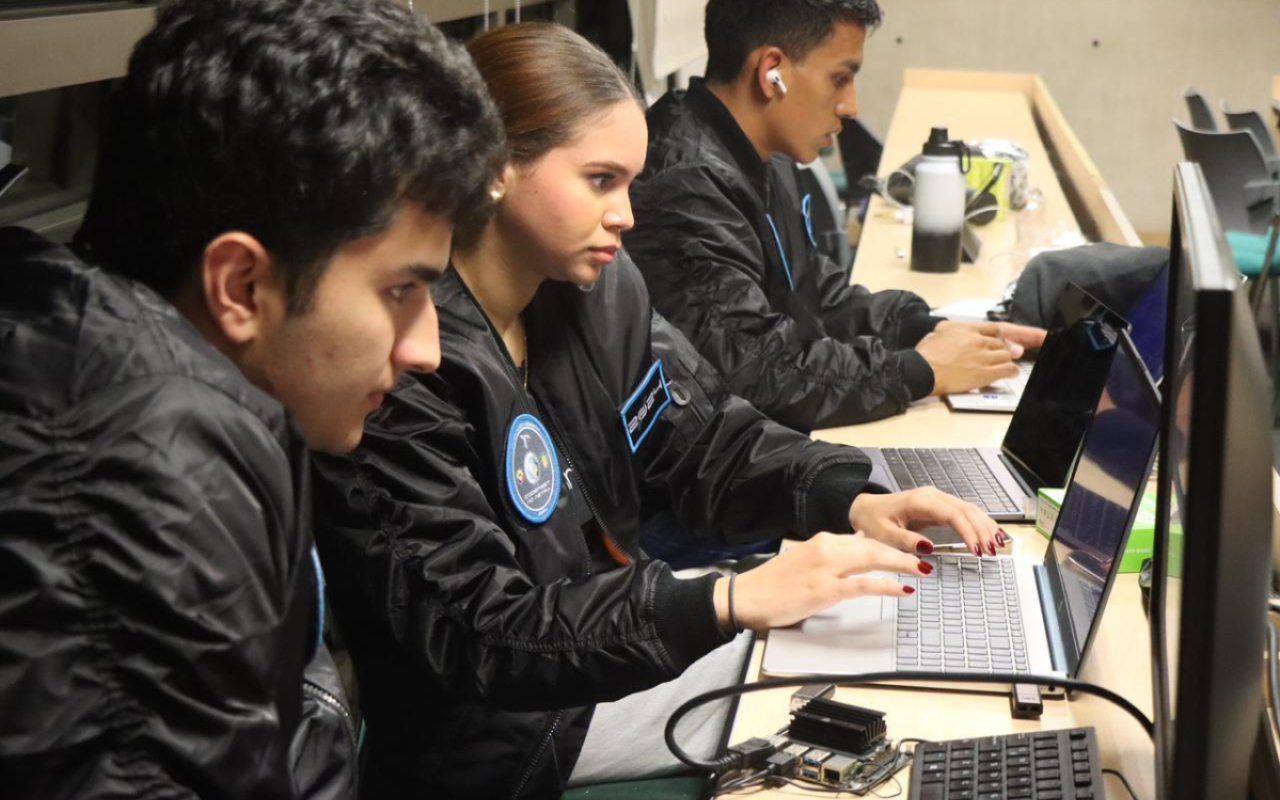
xmin=1033 ymin=564 xmax=1069 ymax=674
xmin=999 ymin=453 xmax=1039 ymax=496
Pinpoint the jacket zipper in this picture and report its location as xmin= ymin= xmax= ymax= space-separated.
xmin=509 ymin=710 xmax=562 ymax=799
xmin=458 ymin=286 xmax=620 ymax=794
xmin=302 ymin=680 xmax=359 ymax=754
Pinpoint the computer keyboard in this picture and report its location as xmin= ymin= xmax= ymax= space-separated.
xmin=882 ymin=448 xmax=1018 ymax=514
xmin=908 ymin=727 xmax=1105 ymax=800
xmin=895 ymin=556 xmax=1029 ymax=674
xmin=989 ymin=360 xmax=1034 ymax=396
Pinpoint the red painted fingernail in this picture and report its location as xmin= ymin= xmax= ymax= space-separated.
xmin=918 ymin=559 xmax=934 ymax=575
xmin=988 ymin=542 xmax=997 ymax=556
xmin=903 ymin=585 xmax=916 ymax=595
xmin=973 ymin=545 xmax=981 ymax=557
xmin=916 ymin=540 xmax=934 ymax=555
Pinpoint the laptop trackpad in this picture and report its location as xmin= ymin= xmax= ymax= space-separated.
xmin=915 ymin=525 xmax=966 ymax=547
xmin=761 ymin=587 xmax=897 ymax=675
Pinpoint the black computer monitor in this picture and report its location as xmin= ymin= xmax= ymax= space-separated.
xmin=1150 ymin=162 xmax=1276 ymax=800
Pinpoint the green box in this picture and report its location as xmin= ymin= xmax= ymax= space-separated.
xmin=1035 ymin=487 xmax=1157 ymax=573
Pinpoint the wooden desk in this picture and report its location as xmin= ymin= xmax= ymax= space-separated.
xmin=1272 ymin=76 xmax=1280 ymax=130
xmin=726 ymin=71 xmax=1153 ymax=799
xmin=853 ymin=70 xmax=1139 ymax=308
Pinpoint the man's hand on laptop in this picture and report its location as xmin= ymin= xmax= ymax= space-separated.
xmin=933 ymin=320 xmax=1047 ymax=358
xmin=988 ymin=321 xmax=1047 ymax=355
xmin=715 ymin=533 xmax=930 ymax=631
xmin=917 ymin=321 xmax=1021 ymax=395
xmin=848 ymin=487 xmax=1005 ymax=558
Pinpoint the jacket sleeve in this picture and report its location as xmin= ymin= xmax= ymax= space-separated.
xmin=776 ymin=158 xmax=941 ymax=350
xmin=627 ymin=163 xmax=936 ymax=431
xmin=804 ymin=250 xmax=941 ymax=350
xmin=638 ymin=312 xmax=887 ymax=546
xmin=310 ymin=377 xmax=731 ymax=713
xmin=0 ymin=377 xmax=307 ymax=800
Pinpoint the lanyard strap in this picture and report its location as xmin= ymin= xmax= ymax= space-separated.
xmin=310 ymin=546 xmax=326 ymax=657
xmin=765 ymin=212 xmax=795 ymax=290
xmin=801 ymin=193 xmax=819 ymax=249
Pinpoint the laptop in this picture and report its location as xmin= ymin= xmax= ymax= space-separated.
xmin=763 ymin=330 xmax=1159 ymax=682
xmin=945 ymin=271 xmax=1168 ymax=413
xmin=943 ymin=359 xmax=1033 ymax=413
xmin=866 ymin=284 xmax=1132 ymax=521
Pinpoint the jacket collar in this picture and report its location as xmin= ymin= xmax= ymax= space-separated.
xmin=684 ymin=78 xmax=769 ymax=193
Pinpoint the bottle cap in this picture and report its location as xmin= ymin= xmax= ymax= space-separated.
xmin=923 ymin=126 xmax=960 ymax=157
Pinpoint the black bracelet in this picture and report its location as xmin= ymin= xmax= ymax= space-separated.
xmin=728 ymin=573 xmax=742 ymax=634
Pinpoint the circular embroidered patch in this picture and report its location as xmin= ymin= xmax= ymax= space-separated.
xmin=505 ymin=413 xmax=561 ymax=524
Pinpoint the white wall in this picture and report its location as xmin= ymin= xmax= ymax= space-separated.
xmin=854 ymin=0 xmax=1280 ymax=238
xmin=629 ymin=0 xmax=710 ymax=102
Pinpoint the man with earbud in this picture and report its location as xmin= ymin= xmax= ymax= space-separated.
xmin=627 ymin=0 xmax=1046 ymax=443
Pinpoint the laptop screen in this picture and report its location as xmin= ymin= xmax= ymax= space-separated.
xmin=1001 ymin=285 xmax=1130 ymax=488
xmin=1045 ymin=332 xmax=1160 ymax=673
xmin=1124 ymin=267 xmax=1169 ymax=382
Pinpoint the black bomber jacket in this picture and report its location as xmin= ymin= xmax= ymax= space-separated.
xmin=310 ymin=253 xmax=880 ymax=798
xmin=627 ymin=78 xmax=943 ymax=431
xmin=0 ymin=226 xmax=356 ymax=800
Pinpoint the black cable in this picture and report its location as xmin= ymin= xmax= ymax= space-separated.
xmin=774 ymin=776 xmax=847 ymax=794
xmin=1102 ymin=767 xmax=1139 ymax=800
xmin=870 ymin=774 xmax=903 ymax=798
xmin=664 ymin=671 xmax=1155 ymax=772
xmin=711 ymin=770 xmax=769 ymax=797
xmin=716 ymin=771 xmax=762 ymax=792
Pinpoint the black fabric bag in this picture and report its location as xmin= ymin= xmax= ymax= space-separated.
xmin=1009 ymin=243 xmax=1169 ymax=328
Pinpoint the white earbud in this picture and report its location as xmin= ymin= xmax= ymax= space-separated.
xmin=766 ymin=68 xmax=788 ymax=96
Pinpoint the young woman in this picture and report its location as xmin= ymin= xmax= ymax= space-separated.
xmin=311 ymin=22 xmax=1002 ymax=799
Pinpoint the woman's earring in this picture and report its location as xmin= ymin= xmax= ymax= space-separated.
xmin=489 ymin=186 xmax=505 ymax=202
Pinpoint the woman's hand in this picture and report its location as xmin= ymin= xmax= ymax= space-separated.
xmin=714 ymin=532 xmax=932 ymax=631
xmin=848 ymin=487 xmax=1004 ymax=557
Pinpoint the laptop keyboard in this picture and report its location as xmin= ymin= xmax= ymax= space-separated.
xmin=895 ymin=556 xmax=1030 ymax=674
xmin=882 ymin=448 xmax=1019 ymax=514
xmin=1008 ymin=360 xmax=1034 ymax=392
xmin=909 ymin=727 xmax=1104 ymax=800
xmin=985 ymin=360 xmax=1034 ymax=397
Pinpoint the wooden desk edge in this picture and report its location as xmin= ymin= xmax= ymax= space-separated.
xmin=903 ymin=69 xmax=1141 ymax=248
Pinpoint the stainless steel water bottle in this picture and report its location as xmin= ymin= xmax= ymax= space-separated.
xmin=910 ymin=127 xmax=967 ymax=273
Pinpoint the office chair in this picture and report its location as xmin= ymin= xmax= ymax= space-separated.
xmin=1221 ymin=101 xmax=1280 ymax=176
xmin=1184 ymin=85 xmax=1218 ymax=131
xmin=1174 ymin=120 xmax=1279 ymax=344
xmin=795 ymin=157 xmax=852 ymax=269
xmin=1174 ymin=119 xmax=1275 ymax=234
xmin=0 ymin=163 xmax=27 ymax=201
xmin=836 ymin=117 xmax=884 ymax=208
